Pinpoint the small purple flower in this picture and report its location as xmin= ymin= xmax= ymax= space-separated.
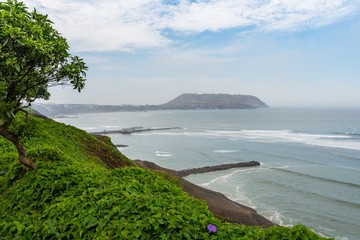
xmin=1 ymin=170 xmax=6 ymax=174
xmin=207 ymin=224 xmax=217 ymax=233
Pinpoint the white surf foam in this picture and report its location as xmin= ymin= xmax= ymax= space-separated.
xmin=268 ymin=210 xmax=288 ymax=226
xmin=207 ymin=130 xmax=360 ymax=151
xmin=99 ymin=125 xmax=121 ymax=129
xmin=200 ymin=168 xmax=266 ymax=187
xmin=212 ymin=150 xmax=240 ymax=153
xmin=231 ymin=186 xmax=257 ymax=209
xmin=156 ymin=129 xmax=360 ymax=150
xmin=155 ymin=151 xmax=173 ymax=157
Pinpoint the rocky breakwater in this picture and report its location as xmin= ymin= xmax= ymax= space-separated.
xmin=177 ymin=161 xmax=260 ymax=177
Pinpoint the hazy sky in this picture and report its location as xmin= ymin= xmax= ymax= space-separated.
xmin=21 ymin=0 xmax=360 ymax=107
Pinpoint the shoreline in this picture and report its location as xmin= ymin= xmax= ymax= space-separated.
xmin=91 ymin=132 xmax=275 ymax=228
xmin=134 ymin=159 xmax=276 ymax=228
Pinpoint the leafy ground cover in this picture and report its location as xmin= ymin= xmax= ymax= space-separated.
xmin=0 ymin=114 xmax=332 ymax=239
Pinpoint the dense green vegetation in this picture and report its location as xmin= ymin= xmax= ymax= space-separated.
xmin=0 ymin=114 xmax=332 ymax=239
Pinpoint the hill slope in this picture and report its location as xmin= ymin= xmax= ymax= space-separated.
xmin=0 ymin=114 xmax=329 ymax=239
xmin=161 ymin=93 xmax=268 ymax=109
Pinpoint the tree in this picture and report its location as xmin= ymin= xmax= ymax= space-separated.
xmin=0 ymin=0 xmax=87 ymax=170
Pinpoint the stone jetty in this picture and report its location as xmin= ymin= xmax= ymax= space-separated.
xmin=177 ymin=161 xmax=260 ymax=177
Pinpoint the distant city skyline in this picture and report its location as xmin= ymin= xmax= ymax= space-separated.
xmin=21 ymin=0 xmax=360 ymax=107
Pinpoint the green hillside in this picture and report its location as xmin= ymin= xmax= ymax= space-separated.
xmin=0 ymin=114 xmax=331 ymax=239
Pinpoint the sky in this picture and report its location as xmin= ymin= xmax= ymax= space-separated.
xmin=19 ymin=0 xmax=360 ymax=107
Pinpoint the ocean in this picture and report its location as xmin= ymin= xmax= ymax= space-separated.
xmin=54 ymin=108 xmax=360 ymax=240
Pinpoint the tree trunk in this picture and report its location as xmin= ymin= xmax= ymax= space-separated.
xmin=0 ymin=123 xmax=36 ymax=170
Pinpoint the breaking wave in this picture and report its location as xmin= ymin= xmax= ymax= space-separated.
xmin=155 ymin=151 xmax=173 ymax=157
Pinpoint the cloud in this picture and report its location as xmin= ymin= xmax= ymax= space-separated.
xmin=22 ymin=0 xmax=171 ymax=51
xmin=21 ymin=0 xmax=360 ymax=52
xmin=162 ymin=0 xmax=360 ymax=33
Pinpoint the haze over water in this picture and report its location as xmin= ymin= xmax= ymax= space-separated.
xmin=56 ymin=108 xmax=360 ymax=240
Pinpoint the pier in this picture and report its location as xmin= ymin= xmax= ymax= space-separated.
xmin=89 ymin=127 xmax=181 ymax=135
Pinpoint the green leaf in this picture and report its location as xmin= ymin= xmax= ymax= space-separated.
xmin=2 ymin=37 xmax=9 ymax=47
xmin=17 ymin=223 xmax=26 ymax=234
xmin=121 ymin=229 xmax=129 ymax=237
xmin=15 ymin=38 xmax=25 ymax=45
xmin=5 ymin=58 xmax=12 ymax=65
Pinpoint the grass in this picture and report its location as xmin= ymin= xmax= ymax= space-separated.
xmin=0 ymin=114 xmax=333 ymax=239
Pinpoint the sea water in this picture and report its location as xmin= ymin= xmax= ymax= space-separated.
xmin=55 ymin=108 xmax=360 ymax=240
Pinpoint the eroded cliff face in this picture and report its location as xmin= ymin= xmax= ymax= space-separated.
xmin=161 ymin=93 xmax=268 ymax=109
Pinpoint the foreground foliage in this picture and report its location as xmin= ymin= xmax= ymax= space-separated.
xmin=0 ymin=115 xmax=332 ymax=239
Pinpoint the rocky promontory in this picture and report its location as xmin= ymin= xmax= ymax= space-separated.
xmin=161 ymin=93 xmax=268 ymax=109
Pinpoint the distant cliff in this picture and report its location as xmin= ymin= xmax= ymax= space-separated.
xmin=161 ymin=93 xmax=268 ymax=109
xmin=32 ymin=93 xmax=268 ymax=117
